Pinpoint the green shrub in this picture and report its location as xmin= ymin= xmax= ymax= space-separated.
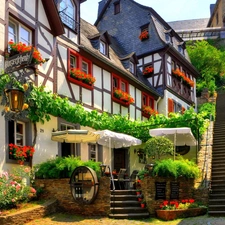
xmin=34 ymin=156 xmax=101 ymax=179
xmin=151 ymin=158 xmax=201 ymax=179
xmin=198 ymin=102 xmax=215 ymax=121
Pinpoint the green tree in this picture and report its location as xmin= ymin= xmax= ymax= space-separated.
xmin=144 ymin=136 xmax=174 ymax=160
xmin=186 ymin=40 xmax=225 ymax=95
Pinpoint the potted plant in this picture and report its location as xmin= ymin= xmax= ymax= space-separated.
xmin=141 ymin=200 xmax=146 ymax=208
xmin=136 ymin=189 xmax=141 ymax=195
xmin=142 ymin=105 xmax=158 ymax=118
xmin=156 ymin=199 xmax=207 ymax=221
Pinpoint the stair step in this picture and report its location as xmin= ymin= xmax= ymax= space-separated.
xmin=108 ymin=212 xmax=149 ymax=219
xmin=110 ymin=200 xmax=140 ymax=207
xmin=208 ymin=211 xmax=225 ymax=216
xmin=110 ymin=206 xmax=146 ymax=214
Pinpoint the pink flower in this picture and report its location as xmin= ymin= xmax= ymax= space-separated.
xmin=30 ymin=187 xmax=36 ymax=193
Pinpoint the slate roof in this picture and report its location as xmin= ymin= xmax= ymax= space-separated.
xmin=80 ymin=19 xmax=162 ymax=97
xmin=168 ymin=18 xmax=209 ymax=31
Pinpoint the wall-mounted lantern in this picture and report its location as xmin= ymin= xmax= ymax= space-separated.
xmin=5 ymin=88 xmax=25 ymax=112
xmin=100 ymin=164 xmax=107 ymax=177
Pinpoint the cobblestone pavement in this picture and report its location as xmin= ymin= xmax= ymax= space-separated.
xmin=25 ymin=214 xmax=225 ymax=225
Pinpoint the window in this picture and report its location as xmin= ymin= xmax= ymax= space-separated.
xmin=112 ymin=74 xmax=128 ymax=92
xmin=88 ymin=144 xmax=103 ymax=162
xmin=114 ymin=1 xmax=120 ymax=15
xmin=68 ymin=49 xmax=94 ymax=89
xmin=58 ymin=0 xmax=76 ymax=30
xmin=100 ymin=40 xmax=106 ymax=55
xmin=60 ymin=123 xmax=80 ymax=157
xmin=139 ymin=24 xmax=149 ymax=41
xmin=70 ymin=55 xmax=77 ymax=68
xmin=8 ymin=19 xmax=31 ymax=45
xmin=168 ymin=98 xmax=183 ymax=116
xmin=129 ymin=61 xmax=134 ymax=74
xmin=82 ymin=61 xmax=88 ymax=74
xmin=7 ymin=120 xmax=32 ymax=164
xmin=142 ymin=93 xmax=154 ymax=108
xmin=89 ymin=144 xmax=96 ymax=161
xmin=165 ymin=30 xmax=173 ymax=45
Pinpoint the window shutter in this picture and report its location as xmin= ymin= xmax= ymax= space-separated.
xmin=182 ymin=107 xmax=186 ymax=114
xmin=168 ymin=98 xmax=174 ymax=116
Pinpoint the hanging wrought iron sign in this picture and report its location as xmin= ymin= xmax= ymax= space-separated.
xmin=69 ymin=166 xmax=99 ymax=204
xmin=5 ymin=50 xmax=33 ymax=73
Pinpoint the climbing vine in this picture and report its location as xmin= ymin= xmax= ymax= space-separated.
xmin=0 ymin=74 xmax=210 ymax=142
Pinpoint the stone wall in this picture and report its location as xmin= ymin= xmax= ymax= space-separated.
xmin=140 ymin=176 xmax=209 ymax=215
xmin=0 ymin=199 xmax=57 ymax=225
xmin=34 ymin=177 xmax=111 ymax=216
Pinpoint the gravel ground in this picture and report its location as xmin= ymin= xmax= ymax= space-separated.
xmin=25 ymin=214 xmax=225 ymax=225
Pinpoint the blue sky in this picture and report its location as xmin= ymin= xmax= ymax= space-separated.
xmin=81 ymin=0 xmax=216 ymax=24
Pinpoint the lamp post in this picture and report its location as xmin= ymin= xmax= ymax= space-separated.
xmin=5 ymin=88 xmax=25 ymax=112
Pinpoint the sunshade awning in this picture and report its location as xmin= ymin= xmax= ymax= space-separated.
xmin=149 ymin=127 xmax=197 ymax=146
xmin=51 ymin=129 xmax=100 ymax=143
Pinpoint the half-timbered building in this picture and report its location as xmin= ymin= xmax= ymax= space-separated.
xmin=0 ymin=0 xmax=198 ymax=174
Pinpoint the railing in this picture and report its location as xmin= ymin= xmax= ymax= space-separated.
xmin=58 ymin=11 xmax=79 ymax=31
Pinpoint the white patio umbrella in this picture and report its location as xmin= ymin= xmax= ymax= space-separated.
xmin=94 ymin=129 xmax=142 ymax=149
xmin=149 ymin=127 xmax=197 ymax=160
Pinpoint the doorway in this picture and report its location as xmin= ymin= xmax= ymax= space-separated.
xmin=113 ymin=148 xmax=128 ymax=172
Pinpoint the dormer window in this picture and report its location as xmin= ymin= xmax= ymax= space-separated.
xmin=178 ymin=42 xmax=185 ymax=55
xmin=100 ymin=40 xmax=106 ymax=55
xmin=129 ymin=61 xmax=134 ymax=74
xmin=165 ymin=29 xmax=173 ymax=45
xmin=58 ymin=0 xmax=76 ymax=30
xmin=139 ymin=24 xmax=149 ymax=41
xmin=114 ymin=1 xmax=120 ymax=15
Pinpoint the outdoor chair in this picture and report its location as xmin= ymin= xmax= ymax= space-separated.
xmin=113 ymin=168 xmax=127 ymax=190
xmin=123 ymin=170 xmax=139 ymax=189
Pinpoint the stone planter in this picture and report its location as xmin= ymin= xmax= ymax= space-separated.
xmin=156 ymin=208 xmax=207 ymax=221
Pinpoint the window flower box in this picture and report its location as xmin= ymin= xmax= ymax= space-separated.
xmin=143 ymin=66 xmax=154 ymax=78
xmin=142 ymin=105 xmax=158 ymax=118
xmin=139 ymin=30 xmax=149 ymax=41
xmin=8 ymin=40 xmax=46 ymax=65
xmin=156 ymin=208 xmax=207 ymax=221
xmin=69 ymin=68 xmax=96 ymax=90
xmin=8 ymin=143 xmax=35 ymax=165
xmin=112 ymin=89 xmax=134 ymax=107
xmin=156 ymin=199 xmax=207 ymax=221
xmin=172 ymin=68 xmax=194 ymax=88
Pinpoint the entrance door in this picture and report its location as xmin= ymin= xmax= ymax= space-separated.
xmin=113 ymin=148 xmax=128 ymax=172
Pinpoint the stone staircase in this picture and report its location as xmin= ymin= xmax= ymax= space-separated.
xmin=109 ymin=190 xmax=150 ymax=219
xmin=208 ymin=93 xmax=225 ymax=216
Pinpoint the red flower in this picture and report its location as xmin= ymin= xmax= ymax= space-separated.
xmin=70 ymin=68 xmax=96 ymax=86
xmin=142 ymin=105 xmax=158 ymax=116
xmin=143 ymin=66 xmax=154 ymax=75
xmin=8 ymin=143 xmax=35 ymax=164
xmin=8 ymin=40 xmax=46 ymax=65
xmin=113 ymin=88 xmax=135 ymax=105
xmin=139 ymin=30 xmax=149 ymax=40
